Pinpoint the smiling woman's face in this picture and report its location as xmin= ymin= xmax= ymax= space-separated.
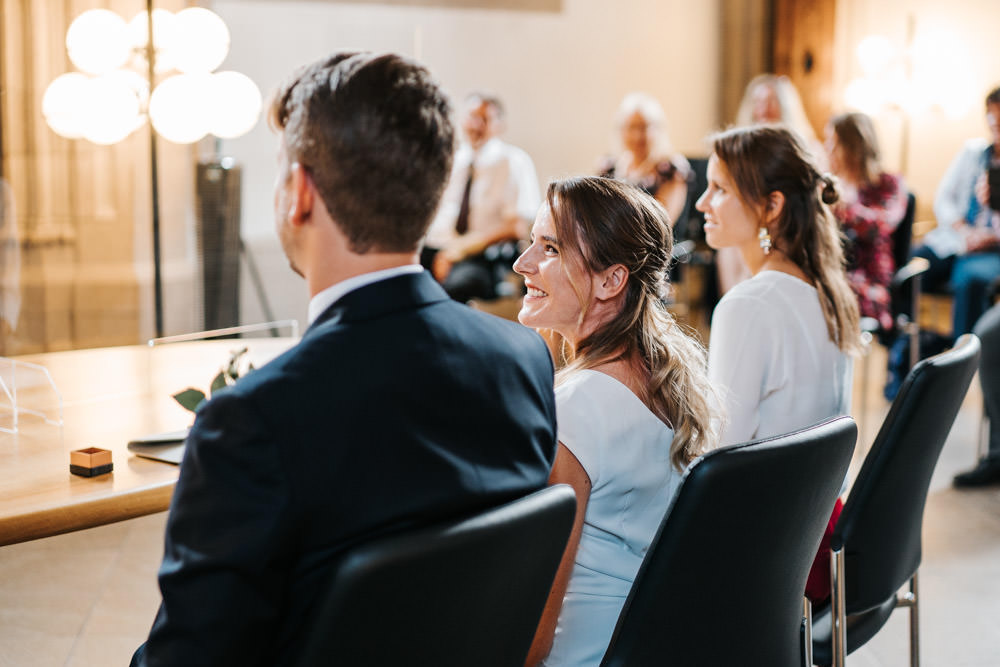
xmin=513 ymin=204 xmax=591 ymax=344
xmin=695 ymin=154 xmax=760 ymax=252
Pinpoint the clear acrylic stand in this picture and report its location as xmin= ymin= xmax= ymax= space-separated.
xmin=0 ymin=357 xmax=64 ymax=433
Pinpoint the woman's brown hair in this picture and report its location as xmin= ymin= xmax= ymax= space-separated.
xmin=830 ymin=112 xmax=883 ymax=186
xmin=711 ymin=125 xmax=861 ymax=354
xmin=547 ymin=176 xmax=717 ymax=470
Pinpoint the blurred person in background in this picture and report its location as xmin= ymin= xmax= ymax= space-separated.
xmin=718 ymin=74 xmax=828 ymax=294
xmin=597 ymin=92 xmax=691 ymax=225
xmin=423 ymin=92 xmax=540 ymax=303
xmin=825 ymin=111 xmax=908 ymax=334
xmin=912 ymin=85 xmax=1000 ymax=340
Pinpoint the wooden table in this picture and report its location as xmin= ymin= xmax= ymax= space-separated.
xmin=0 ymin=338 xmax=296 ymax=546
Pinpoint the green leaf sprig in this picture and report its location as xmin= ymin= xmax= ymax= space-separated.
xmin=172 ymin=347 xmax=256 ymax=413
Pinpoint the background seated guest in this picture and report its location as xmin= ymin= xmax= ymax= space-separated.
xmin=954 ymin=300 xmax=1000 ymax=486
xmin=736 ymin=73 xmax=825 ymax=164
xmin=913 ymin=85 xmax=1000 ymax=340
xmin=825 ymin=111 xmax=908 ymax=333
xmin=597 ymin=92 xmax=691 ymax=225
xmin=717 ymin=74 xmax=828 ymax=296
xmin=422 ymin=92 xmax=540 ymax=302
xmin=516 ymin=177 xmax=717 ymax=666
xmin=697 ymin=126 xmax=861 ymax=603
xmin=131 ymin=52 xmax=558 ymax=667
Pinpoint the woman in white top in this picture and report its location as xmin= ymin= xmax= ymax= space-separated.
xmin=515 ymin=177 xmax=717 ymax=666
xmin=696 ymin=125 xmax=861 ymax=602
xmin=718 ymin=74 xmax=829 ymax=295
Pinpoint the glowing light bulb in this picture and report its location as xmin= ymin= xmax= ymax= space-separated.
xmin=856 ymin=35 xmax=894 ymax=77
xmin=149 ymin=73 xmax=213 ymax=144
xmin=170 ymin=8 xmax=230 ymax=73
xmin=43 ymin=73 xmax=91 ymax=138
xmin=81 ymin=74 xmax=142 ymax=145
xmin=127 ymin=9 xmax=178 ymax=72
xmin=66 ymin=9 xmax=131 ymax=75
xmin=208 ymin=71 xmax=262 ymax=138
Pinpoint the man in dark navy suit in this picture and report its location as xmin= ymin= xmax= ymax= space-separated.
xmin=132 ymin=52 xmax=557 ymax=667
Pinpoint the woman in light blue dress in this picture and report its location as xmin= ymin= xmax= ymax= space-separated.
xmin=514 ymin=177 xmax=718 ymax=666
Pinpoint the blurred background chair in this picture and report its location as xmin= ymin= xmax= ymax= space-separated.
xmin=811 ymin=334 xmax=982 ymax=667
xmin=295 ymin=484 xmax=576 ymax=667
xmin=600 ymin=416 xmax=857 ymax=667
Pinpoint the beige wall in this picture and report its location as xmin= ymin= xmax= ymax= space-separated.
xmin=831 ymin=0 xmax=1000 ymax=222
xmin=208 ymin=0 xmax=723 ymax=326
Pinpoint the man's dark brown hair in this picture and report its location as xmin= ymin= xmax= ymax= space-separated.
xmin=269 ymin=52 xmax=455 ymax=253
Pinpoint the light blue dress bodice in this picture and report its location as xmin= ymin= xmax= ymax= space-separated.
xmin=542 ymin=370 xmax=682 ymax=667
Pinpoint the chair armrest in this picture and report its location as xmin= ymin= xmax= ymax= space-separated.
xmin=890 ymin=257 xmax=930 ymax=290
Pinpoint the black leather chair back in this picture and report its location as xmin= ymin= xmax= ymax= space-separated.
xmin=295 ymin=484 xmax=577 ymax=667
xmin=891 ymin=192 xmax=917 ymax=274
xmin=601 ymin=417 xmax=857 ymax=667
xmin=677 ymin=156 xmax=709 ymax=244
xmin=833 ymin=334 xmax=980 ymax=613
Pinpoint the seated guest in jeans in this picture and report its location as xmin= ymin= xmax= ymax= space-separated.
xmin=131 ymin=52 xmax=558 ymax=667
xmin=954 ymin=301 xmax=1000 ymax=487
xmin=697 ymin=126 xmax=861 ymax=603
xmin=516 ymin=177 xmax=717 ymax=666
xmin=913 ymin=85 xmax=1000 ymax=339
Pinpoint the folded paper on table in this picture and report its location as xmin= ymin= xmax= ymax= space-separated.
xmin=127 ymin=429 xmax=190 ymax=465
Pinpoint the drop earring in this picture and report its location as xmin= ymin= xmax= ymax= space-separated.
xmin=758 ymin=227 xmax=772 ymax=255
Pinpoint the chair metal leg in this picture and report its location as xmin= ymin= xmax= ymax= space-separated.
xmin=894 ymin=572 xmax=920 ymax=667
xmin=979 ymin=404 xmax=990 ymax=462
xmin=858 ymin=325 xmax=875 ymax=455
xmin=830 ymin=548 xmax=847 ymax=667
xmin=802 ymin=597 xmax=813 ymax=667
xmin=909 ymin=573 xmax=920 ymax=667
xmin=909 ymin=274 xmax=922 ymax=371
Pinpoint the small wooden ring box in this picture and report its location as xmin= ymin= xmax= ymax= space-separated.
xmin=70 ymin=447 xmax=113 ymax=477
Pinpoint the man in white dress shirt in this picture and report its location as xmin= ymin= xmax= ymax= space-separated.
xmin=422 ymin=92 xmax=541 ymax=302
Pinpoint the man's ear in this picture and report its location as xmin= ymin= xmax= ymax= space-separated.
xmin=287 ymin=163 xmax=314 ymax=224
xmin=764 ymin=190 xmax=785 ymax=225
xmin=594 ymin=264 xmax=629 ymax=301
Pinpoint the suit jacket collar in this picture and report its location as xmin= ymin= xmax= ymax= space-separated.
xmin=306 ymin=270 xmax=450 ymax=333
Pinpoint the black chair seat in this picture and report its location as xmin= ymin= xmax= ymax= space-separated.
xmin=813 ymin=334 xmax=981 ymax=666
xmin=811 ymin=596 xmax=897 ymax=665
xmin=600 ymin=417 xmax=857 ymax=667
xmin=295 ymin=485 xmax=577 ymax=667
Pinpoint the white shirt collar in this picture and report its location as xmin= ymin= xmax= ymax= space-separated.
xmin=307 ymin=264 xmax=423 ymax=324
xmin=457 ymin=137 xmax=503 ymax=166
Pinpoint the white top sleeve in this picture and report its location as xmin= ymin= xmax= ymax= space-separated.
xmin=708 ymin=290 xmax=778 ymax=445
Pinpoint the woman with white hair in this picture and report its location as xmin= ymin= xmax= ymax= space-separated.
xmin=597 ymin=92 xmax=690 ymax=224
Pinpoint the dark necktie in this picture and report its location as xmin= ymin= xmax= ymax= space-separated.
xmin=455 ymin=163 xmax=475 ymax=235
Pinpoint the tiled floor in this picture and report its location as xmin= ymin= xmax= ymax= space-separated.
xmin=0 ymin=345 xmax=998 ymax=666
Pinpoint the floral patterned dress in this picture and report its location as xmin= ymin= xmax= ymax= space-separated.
xmin=834 ymin=172 xmax=907 ymax=332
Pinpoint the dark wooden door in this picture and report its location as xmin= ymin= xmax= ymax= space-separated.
xmin=772 ymin=0 xmax=837 ymax=139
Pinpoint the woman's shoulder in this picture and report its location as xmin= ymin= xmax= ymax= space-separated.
xmin=556 ymin=369 xmax=617 ymax=404
xmin=715 ymin=273 xmax=816 ymax=321
xmin=556 ymin=370 xmax=653 ymax=427
xmin=719 ymin=272 xmax=786 ymax=301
